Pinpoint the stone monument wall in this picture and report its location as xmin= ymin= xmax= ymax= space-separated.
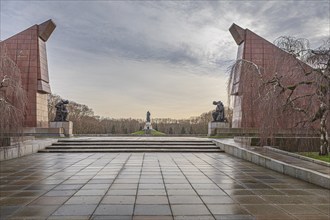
xmin=229 ymin=23 xmax=316 ymax=129
xmin=0 ymin=20 xmax=56 ymax=127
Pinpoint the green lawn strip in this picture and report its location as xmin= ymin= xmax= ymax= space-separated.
xmin=299 ymin=152 xmax=330 ymax=163
xmin=131 ymin=130 xmax=145 ymax=135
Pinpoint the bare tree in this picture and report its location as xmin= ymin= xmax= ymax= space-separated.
xmin=274 ymin=37 xmax=329 ymax=155
xmin=0 ymin=45 xmax=27 ymax=146
xmin=229 ymin=36 xmax=329 ymax=155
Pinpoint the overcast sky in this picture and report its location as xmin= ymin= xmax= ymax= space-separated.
xmin=1 ymin=0 xmax=329 ymax=119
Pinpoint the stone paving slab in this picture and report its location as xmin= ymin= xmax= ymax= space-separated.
xmin=0 ymin=152 xmax=329 ymax=220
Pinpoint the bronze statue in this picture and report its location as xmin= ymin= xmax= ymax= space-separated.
xmin=146 ymin=111 xmax=151 ymax=122
xmin=54 ymin=100 xmax=69 ymax=121
xmin=212 ymin=101 xmax=226 ymax=122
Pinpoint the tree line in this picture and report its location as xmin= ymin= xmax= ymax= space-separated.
xmin=48 ymin=94 xmax=232 ymax=135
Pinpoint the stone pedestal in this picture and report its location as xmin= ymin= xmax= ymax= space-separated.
xmin=144 ymin=122 xmax=153 ymax=130
xmin=208 ymin=122 xmax=230 ymax=136
xmin=50 ymin=121 xmax=73 ymax=137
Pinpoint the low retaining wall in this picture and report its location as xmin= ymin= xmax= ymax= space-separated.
xmin=213 ymin=139 xmax=330 ymax=189
xmin=234 ymin=137 xmax=320 ymax=152
xmin=23 ymin=127 xmax=65 ymax=137
xmin=0 ymin=138 xmax=57 ymax=161
xmin=263 ymin=146 xmax=330 ymax=167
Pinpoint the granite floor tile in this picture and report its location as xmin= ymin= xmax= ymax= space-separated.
xmin=231 ymin=196 xmax=267 ymax=204
xmin=0 ymin=197 xmax=36 ymax=206
xmin=223 ymin=189 xmax=255 ymax=196
xmin=169 ymin=195 xmax=203 ymax=204
xmin=11 ymin=205 xmax=58 ymax=217
xmin=133 ymin=215 xmax=173 ymax=220
xmin=291 ymin=215 xmax=330 ymax=220
xmin=293 ymin=195 xmax=330 ymax=204
xmin=110 ymin=184 xmax=138 ymax=189
xmin=165 ymin=184 xmax=192 ymax=189
xmin=138 ymin=184 xmax=165 ymax=189
xmin=136 ymin=196 xmax=169 ymax=204
xmin=75 ymin=189 xmax=107 ymax=196
xmin=94 ymin=204 xmax=134 ymax=215
xmin=65 ymin=196 xmax=103 ymax=205
xmin=101 ymin=196 xmax=136 ymax=204
xmin=48 ymin=215 xmax=90 ymax=220
xmin=11 ymin=191 xmax=45 ymax=197
xmin=214 ymin=215 xmax=256 ymax=220
xmin=141 ymin=179 xmax=167 ymax=184
xmin=107 ymin=189 xmax=137 ymax=196
xmin=54 ymin=184 xmax=83 ymax=190
xmin=30 ymin=196 xmax=70 ymax=205
xmin=167 ymin=189 xmax=197 ymax=196
xmin=278 ymin=204 xmax=325 ymax=215
xmin=195 ymin=189 xmax=227 ymax=196
xmin=137 ymin=189 xmax=167 ymax=196
xmin=81 ymin=184 xmax=111 ymax=189
xmin=114 ymin=179 xmax=140 ymax=184
xmin=201 ymin=196 xmax=235 ymax=204
xmin=241 ymin=204 xmax=289 ymax=215
xmin=134 ymin=204 xmax=172 ymax=215
xmin=92 ymin=216 xmax=132 ymax=220
xmin=280 ymin=189 xmax=314 ymax=195
xmin=192 ymin=184 xmax=220 ymax=189
xmin=207 ymin=204 xmax=249 ymax=215
xmin=52 ymin=204 xmax=97 ymax=216
xmin=217 ymin=184 xmax=246 ymax=190
xmin=25 ymin=184 xmax=56 ymax=191
xmin=312 ymin=204 xmax=330 ymax=214
xmin=261 ymin=195 xmax=303 ymax=204
xmin=45 ymin=190 xmax=77 ymax=197
xmin=171 ymin=204 xmax=211 ymax=216
xmin=252 ymin=189 xmax=285 ymax=195
xmin=174 ymin=216 xmax=215 ymax=220
xmin=0 ymin=206 xmax=21 ymax=219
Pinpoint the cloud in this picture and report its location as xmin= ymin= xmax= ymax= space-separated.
xmin=1 ymin=0 xmax=329 ymax=118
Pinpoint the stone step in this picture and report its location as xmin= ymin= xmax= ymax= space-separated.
xmin=52 ymin=142 xmax=214 ymax=146
xmin=57 ymin=139 xmax=213 ymax=143
xmin=39 ymin=148 xmax=223 ymax=153
xmin=38 ymin=138 xmax=220 ymax=153
xmin=58 ymin=138 xmax=212 ymax=143
xmin=45 ymin=145 xmax=219 ymax=149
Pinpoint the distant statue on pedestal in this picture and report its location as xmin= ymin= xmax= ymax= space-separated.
xmin=212 ymin=101 xmax=226 ymax=122
xmin=144 ymin=111 xmax=153 ymax=132
xmin=54 ymin=99 xmax=69 ymax=121
xmin=146 ymin=111 xmax=151 ymax=122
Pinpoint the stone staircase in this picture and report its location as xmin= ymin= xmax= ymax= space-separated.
xmin=38 ymin=138 xmax=222 ymax=153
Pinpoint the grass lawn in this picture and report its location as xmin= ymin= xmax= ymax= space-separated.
xmin=299 ymin=152 xmax=330 ymax=163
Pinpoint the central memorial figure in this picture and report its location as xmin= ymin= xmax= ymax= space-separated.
xmin=144 ymin=111 xmax=153 ymax=133
xmin=146 ymin=111 xmax=151 ymax=123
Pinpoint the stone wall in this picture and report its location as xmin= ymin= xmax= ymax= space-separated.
xmin=0 ymin=19 xmax=55 ymax=127
xmin=36 ymin=93 xmax=49 ymax=127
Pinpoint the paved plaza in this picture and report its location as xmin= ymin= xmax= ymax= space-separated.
xmin=0 ymin=152 xmax=329 ymax=220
